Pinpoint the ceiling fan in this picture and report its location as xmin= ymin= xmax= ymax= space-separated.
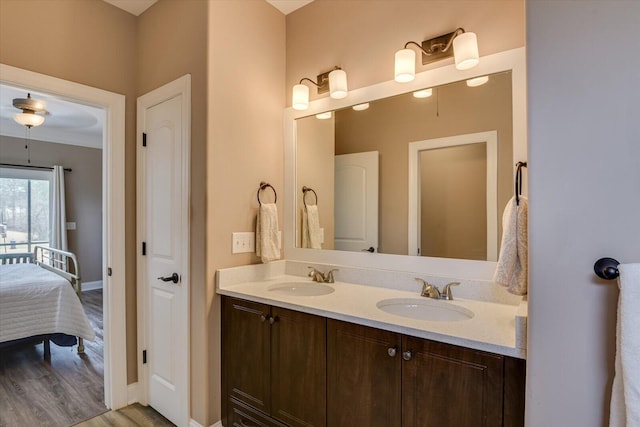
xmin=12 ymin=93 xmax=49 ymax=128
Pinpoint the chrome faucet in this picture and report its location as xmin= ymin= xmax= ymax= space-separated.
xmin=416 ymin=278 xmax=460 ymax=300
xmin=308 ymin=267 xmax=339 ymax=283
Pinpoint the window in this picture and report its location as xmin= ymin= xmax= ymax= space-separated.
xmin=0 ymin=168 xmax=52 ymax=255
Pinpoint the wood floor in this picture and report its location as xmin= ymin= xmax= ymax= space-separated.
xmin=74 ymin=403 xmax=173 ymax=427
xmin=0 ymin=289 xmax=107 ymax=427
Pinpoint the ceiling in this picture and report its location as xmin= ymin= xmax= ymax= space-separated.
xmin=0 ymin=84 xmax=104 ymax=149
xmin=102 ymin=0 xmax=313 ymax=16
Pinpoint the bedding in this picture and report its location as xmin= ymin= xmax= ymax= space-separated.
xmin=0 ymin=263 xmax=95 ymax=344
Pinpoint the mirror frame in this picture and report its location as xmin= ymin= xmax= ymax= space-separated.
xmin=284 ymin=47 xmax=526 ymax=280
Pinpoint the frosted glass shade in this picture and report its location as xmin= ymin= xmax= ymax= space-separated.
xmin=13 ymin=112 xmax=45 ymax=127
xmin=352 ymin=103 xmax=370 ymax=111
xmin=413 ymin=88 xmax=433 ymax=98
xmin=453 ymin=32 xmax=479 ymax=70
xmin=329 ymin=69 xmax=348 ymax=99
xmin=292 ymin=84 xmax=309 ymax=110
xmin=315 ymin=111 xmax=332 ymax=120
xmin=395 ymin=48 xmax=416 ymax=83
xmin=466 ymin=75 xmax=489 ymax=87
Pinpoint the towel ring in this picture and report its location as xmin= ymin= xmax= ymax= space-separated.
xmin=515 ymin=161 xmax=527 ymax=206
xmin=302 ymin=186 xmax=318 ymax=207
xmin=257 ymin=181 xmax=277 ymax=206
xmin=594 ymin=257 xmax=620 ymax=280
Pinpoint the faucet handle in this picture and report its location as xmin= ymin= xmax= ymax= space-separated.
xmin=442 ymin=282 xmax=460 ymax=300
xmin=416 ymin=278 xmax=441 ymax=298
xmin=325 ymin=269 xmax=339 ymax=283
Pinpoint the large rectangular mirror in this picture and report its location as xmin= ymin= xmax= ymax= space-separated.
xmin=284 ymin=48 xmax=526 ymax=279
xmin=295 ymin=71 xmax=512 ymax=260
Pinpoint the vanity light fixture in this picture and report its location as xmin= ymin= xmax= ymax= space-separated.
xmin=292 ymin=66 xmax=349 ymax=110
xmin=315 ymin=111 xmax=332 ymax=120
xmin=352 ymin=103 xmax=370 ymax=111
xmin=412 ymin=88 xmax=433 ymax=98
xmin=12 ymin=93 xmax=47 ymax=128
xmin=466 ymin=75 xmax=489 ymax=87
xmin=395 ymin=28 xmax=479 ymax=83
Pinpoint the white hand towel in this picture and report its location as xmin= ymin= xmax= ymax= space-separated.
xmin=493 ymin=196 xmax=528 ymax=295
xmin=255 ymin=203 xmax=281 ymax=263
xmin=610 ymin=263 xmax=640 ymax=427
xmin=303 ymin=205 xmax=322 ymax=249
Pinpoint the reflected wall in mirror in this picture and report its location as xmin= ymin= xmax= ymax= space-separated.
xmin=296 ymin=71 xmax=512 ymax=259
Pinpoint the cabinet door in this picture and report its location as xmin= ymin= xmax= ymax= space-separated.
xmin=402 ymin=336 xmax=504 ymax=427
xmin=222 ymin=297 xmax=272 ymax=415
xmin=327 ymin=319 xmax=402 ymax=427
xmin=270 ymin=307 xmax=326 ymax=427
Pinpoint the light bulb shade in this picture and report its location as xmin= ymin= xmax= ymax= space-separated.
xmin=453 ymin=32 xmax=479 ymax=70
xmin=352 ymin=103 xmax=370 ymax=111
xmin=315 ymin=111 xmax=332 ymax=120
xmin=395 ymin=48 xmax=416 ymax=83
xmin=466 ymin=75 xmax=489 ymax=87
xmin=413 ymin=88 xmax=433 ymax=98
xmin=329 ymin=69 xmax=348 ymax=99
xmin=13 ymin=112 xmax=45 ymax=127
xmin=292 ymin=84 xmax=310 ymax=110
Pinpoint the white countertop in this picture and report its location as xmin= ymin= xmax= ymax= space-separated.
xmin=217 ymin=270 xmax=526 ymax=359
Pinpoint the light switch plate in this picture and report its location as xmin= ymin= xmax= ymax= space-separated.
xmin=232 ymin=232 xmax=255 ymax=254
xmin=66 ymin=222 xmax=77 ymax=230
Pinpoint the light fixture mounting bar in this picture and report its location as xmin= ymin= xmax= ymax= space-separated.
xmin=419 ymin=29 xmax=462 ymax=65
xmin=315 ymin=70 xmax=331 ymax=94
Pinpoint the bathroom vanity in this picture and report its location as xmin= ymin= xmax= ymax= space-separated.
xmin=217 ymin=262 xmax=526 ymax=427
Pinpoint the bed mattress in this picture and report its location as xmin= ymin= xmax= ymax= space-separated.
xmin=0 ymin=263 xmax=95 ymax=343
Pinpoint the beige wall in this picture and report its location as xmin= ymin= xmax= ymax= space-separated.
xmin=0 ymin=0 xmax=138 ymax=381
xmin=527 ymin=1 xmax=640 ymax=425
xmin=207 ymin=1 xmax=285 ymax=423
xmin=136 ymin=0 xmax=209 ymax=422
xmin=296 ymin=115 xmax=335 ymax=249
xmin=334 ymin=72 xmax=512 ymax=255
xmin=420 ymin=143 xmax=487 ymax=260
xmin=286 ymin=0 xmax=525 ymax=103
xmin=0 ymin=136 xmax=103 ymax=281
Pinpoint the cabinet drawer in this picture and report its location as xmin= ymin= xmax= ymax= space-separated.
xmin=228 ymin=398 xmax=287 ymax=427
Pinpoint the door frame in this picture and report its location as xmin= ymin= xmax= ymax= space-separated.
xmin=408 ymin=131 xmax=498 ymax=260
xmin=136 ymin=75 xmax=191 ymax=423
xmin=0 ymin=64 xmax=128 ymax=409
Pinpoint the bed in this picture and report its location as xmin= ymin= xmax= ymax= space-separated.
xmin=0 ymin=246 xmax=95 ymax=359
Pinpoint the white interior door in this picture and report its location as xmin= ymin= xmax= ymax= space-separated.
xmin=137 ymin=76 xmax=190 ymax=426
xmin=334 ymin=151 xmax=379 ymax=252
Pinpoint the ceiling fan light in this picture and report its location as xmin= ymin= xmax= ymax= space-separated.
xmin=13 ymin=112 xmax=45 ymax=127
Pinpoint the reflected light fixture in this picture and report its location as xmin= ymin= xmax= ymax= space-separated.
xmin=413 ymin=88 xmax=433 ymax=98
xmin=292 ymin=66 xmax=349 ymax=110
xmin=352 ymin=103 xmax=370 ymax=111
xmin=466 ymin=75 xmax=489 ymax=87
xmin=315 ymin=111 xmax=332 ymax=120
xmin=395 ymin=28 xmax=479 ymax=83
xmin=12 ymin=93 xmax=47 ymax=127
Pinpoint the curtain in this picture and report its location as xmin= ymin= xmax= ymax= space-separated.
xmin=51 ymin=165 xmax=67 ymax=251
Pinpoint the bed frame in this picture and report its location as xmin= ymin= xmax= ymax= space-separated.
xmin=33 ymin=245 xmax=84 ymax=355
xmin=1 ymin=246 xmax=85 ymax=358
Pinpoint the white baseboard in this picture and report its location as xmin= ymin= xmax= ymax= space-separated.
xmin=189 ymin=419 xmax=222 ymax=427
xmin=83 ymin=280 xmax=103 ymax=291
xmin=127 ymin=382 xmax=139 ymax=405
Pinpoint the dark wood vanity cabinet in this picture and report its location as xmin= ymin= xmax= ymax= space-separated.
xmin=223 ymin=297 xmax=525 ymax=427
xmin=327 ymin=320 xmax=525 ymax=427
xmin=327 ymin=319 xmax=402 ymax=427
xmin=222 ymin=296 xmax=326 ymax=427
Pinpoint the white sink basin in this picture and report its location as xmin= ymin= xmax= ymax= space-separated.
xmin=268 ymin=282 xmax=335 ymax=296
xmin=377 ymin=298 xmax=474 ymax=322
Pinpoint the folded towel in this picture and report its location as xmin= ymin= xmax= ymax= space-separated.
xmin=493 ymin=196 xmax=528 ymax=295
xmin=255 ymin=203 xmax=281 ymax=263
xmin=610 ymin=263 xmax=640 ymax=427
xmin=301 ymin=205 xmax=322 ymax=249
